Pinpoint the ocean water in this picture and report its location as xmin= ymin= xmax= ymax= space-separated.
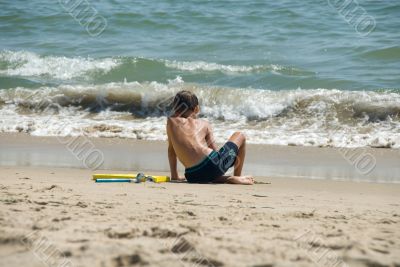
xmin=0 ymin=0 xmax=399 ymax=148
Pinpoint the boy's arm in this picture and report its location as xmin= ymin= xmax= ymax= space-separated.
xmin=205 ymin=121 xmax=218 ymax=150
xmin=166 ymin=120 xmax=181 ymax=180
xmin=168 ymin=139 xmax=179 ymax=180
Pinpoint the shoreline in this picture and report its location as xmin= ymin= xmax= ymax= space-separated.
xmin=1 ymin=133 xmax=399 ymax=183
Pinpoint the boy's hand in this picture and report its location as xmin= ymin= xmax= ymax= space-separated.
xmin=171 ymin=176 xmax=186 ymax=181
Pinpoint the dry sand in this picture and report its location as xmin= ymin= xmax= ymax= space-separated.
xmin=1 ymin=166 xmax=399 ymax=267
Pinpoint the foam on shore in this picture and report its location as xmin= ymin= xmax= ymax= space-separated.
xmin=1 ymin=79 xmax=399 ymax=148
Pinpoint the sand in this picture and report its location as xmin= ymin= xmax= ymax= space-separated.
xmin=0 ymin=165 xmax=399 ymax=267
xmin=0 ymin=134 xmax=400 ymax=266
xmin=1 ymin=133 xmax=399 ymax=183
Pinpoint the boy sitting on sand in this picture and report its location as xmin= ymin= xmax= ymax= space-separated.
xmin=166 ymin=90 xmax=254 ymax=185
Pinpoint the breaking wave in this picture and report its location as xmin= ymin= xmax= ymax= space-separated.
xmin=0 ymin=50 xmax=309 ymax=86
xmin=0 ymin=50 xmax=119 ymax=80
xmin=1 ymin=79 xmax=399 ymax=148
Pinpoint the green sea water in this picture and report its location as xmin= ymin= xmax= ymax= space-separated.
xmin=0 ymin=0 xmax=399 ymax=148
xmin=1 ymin=0 xmax=399 ymax=89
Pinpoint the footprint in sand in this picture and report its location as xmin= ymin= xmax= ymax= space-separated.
xmin=2 ymin=197 xmax=24 ymax=205
xmin=52 ymin=217 xmax=71 ymax=222
xmin=0 ymin=234 xmax=27 ymax=246
xmin=171 ymin=239 xmax=224 ymax=267
xmin=62 ymin=250 xmax=72 ymax=257
xmin=105 ymin=228 xmax=138 ymax=239
xmin=34 ymin=201 xmax=48 ymax=206
xmin=252 ymin=194 xmax=268 ymax=198
xmin=46 ymin=185 xmax=60 ymax=190
xmin=184 ymin=211 xmax=196 ymax=217
xmin=76 ymin=202 xmax=88 ymax=208
xmin=218 ymin=216 xmax=228 ymax=221
xmin=34 ymin=185 xmax=62 ymax=193
xmin=67 ymin=238 xmax=89 ymax=243
xmin=144 ymin=227 xmax=180 ymax=239
xmin=112 ymin=254 xmax=148 ymax=267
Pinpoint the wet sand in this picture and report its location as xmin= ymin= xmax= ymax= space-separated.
xmin=1 ymin=133 xmax=399 ymax=183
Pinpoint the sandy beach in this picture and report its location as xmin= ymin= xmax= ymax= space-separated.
xmin=2 ymin=0 xmax=400 ymax=266
xmin=1 ymin=134 xmax=400 ymax=267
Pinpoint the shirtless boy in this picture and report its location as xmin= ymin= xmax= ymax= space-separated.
xmin=166 ymin=90 xmax=254 ymax=185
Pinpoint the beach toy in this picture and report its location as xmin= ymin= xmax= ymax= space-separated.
xmin=92 ymin=173 xmax=170 ymax=183
xmin=95 ymin=179 xmax=132 ymax=183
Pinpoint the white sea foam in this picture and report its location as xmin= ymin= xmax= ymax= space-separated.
xmin=164 ymin=60 xmax=282 ymax=73
xmin=0 ymin=50 xmax=119 ymax=79
xmin=0 ymin=50 xmax=287 ymax=81
xmin=1 ymin=81 xmax=399 ymax=149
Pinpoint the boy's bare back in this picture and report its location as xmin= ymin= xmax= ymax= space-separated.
xmin=166 ymin=117 xmax=215 ymax=167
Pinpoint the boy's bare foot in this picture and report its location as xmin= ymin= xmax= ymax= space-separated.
xmin=226 ymin=175 xmax=255 ymax=185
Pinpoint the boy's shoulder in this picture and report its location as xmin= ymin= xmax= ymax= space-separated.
xmin=167 ymin=116 xmax=206 ymax=121
xmin=198 ymin=118 xmax=210 ymax=125
xmin=167 ymin=116 xmax=209 ymax=124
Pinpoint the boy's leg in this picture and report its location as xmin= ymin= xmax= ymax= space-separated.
xmin=213 ymin=175 xmax=254 ymax=185
xmin=227 ymin=132 xmax=246 ymax=176
xmin=211 ymin=132 xmax=254 ymax=185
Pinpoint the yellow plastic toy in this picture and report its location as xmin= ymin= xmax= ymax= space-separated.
xmin=92 ymin=173 xmax=170 ymax=183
